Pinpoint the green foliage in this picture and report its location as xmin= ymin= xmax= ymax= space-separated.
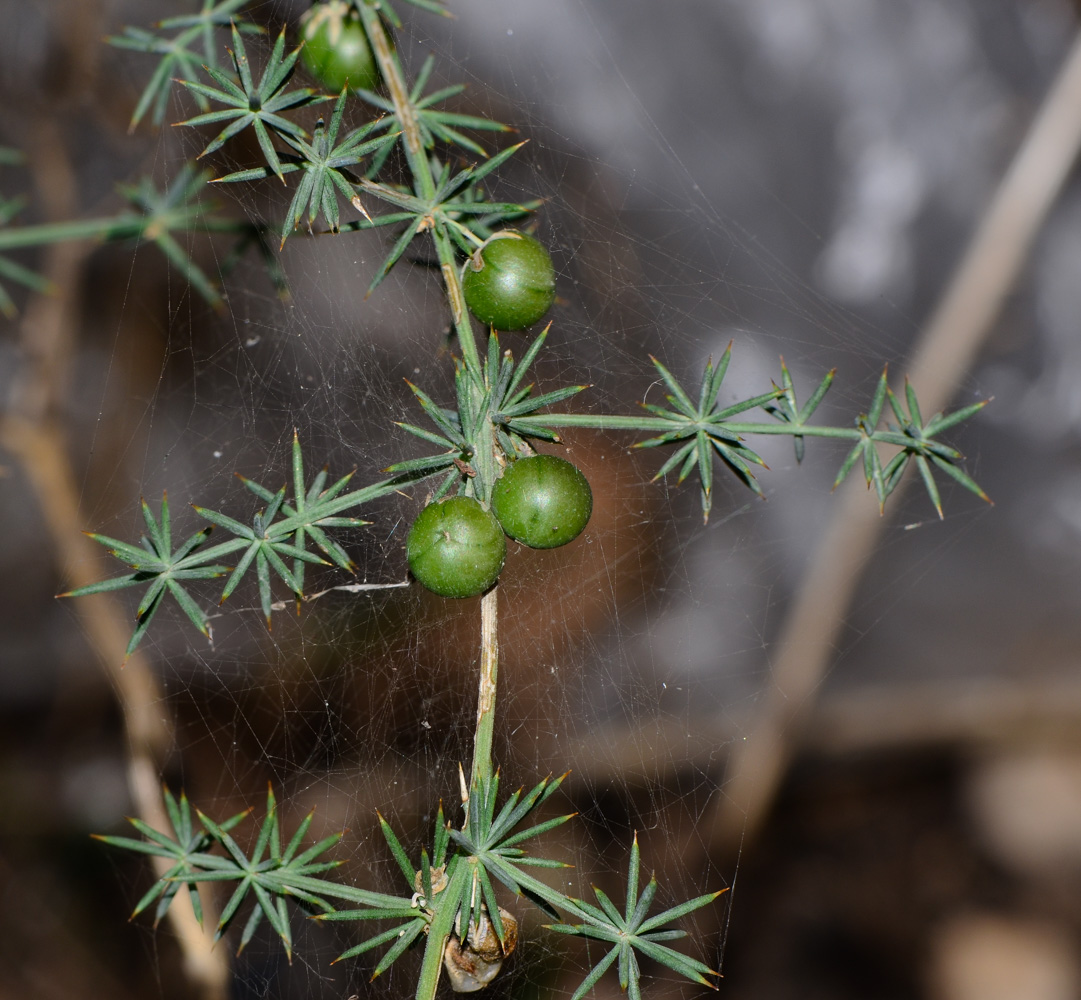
xmin=447 ymin=771 xmax=575 ymax=925
xmin=60 ymin=2 xmax=994 ymax=997
xmin=350 ymin=141 xmax=534 ymax=294
xmin=107 ymin=0 xmax=262 ymax=130
xmin=513 ymin=348 xmax=990 ymax=523
xmin=99 ymin=775 xmax=724 ymax=1000
xmin=175 ymin=787 xmax=347 ymax=958
xmin=120 ymin=786 xmax=406 ymax=959
xmin=355 ymin=54 xmax=512 ymax=166
xmin=179 ymin=24 xmax=327 ymax=181
xmin=389 ymin=326 xmax=588 ymax=503
xmin=0 ymin=162 xmax=285 ymax=311
xmin=114 ymin=163 xmax=284 ymax=308
xmin=93 ymin=787 xmax=247 ymax=926
xmin=833 ymin=372 xmax=991 ymax=516
xmin=71 ymin=434 xmax=417 ymax=653
xmin=549 ymin=835 xmax=723 ymax=1000
xmin=215 ymin=89 xmax=391 ymax=244
xmin=61 ymin=492 xmax=229 ymax=659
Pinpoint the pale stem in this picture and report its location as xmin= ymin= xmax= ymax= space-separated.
xmin=471 ymin=586 xmax=500 ymax=788
xmin=1 ymin=417 xmax=230 ymax=1000
xmin=2 ymin=107 xmax=230 ymax=999
xmin=706 ymin=24 xmax=1081 ymax=855
xmin=358 ymin=3 xmax=500 ymax=792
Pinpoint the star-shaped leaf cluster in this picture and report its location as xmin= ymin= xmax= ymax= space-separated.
xmin=508 ymin=344 xmax=782 ymax=523
xmin=448 ymin=771 xmax=575 ymax=937
xmin=60 ymin=492 xmax=229 ymax=660
xmin=232 ymin=431 xmax=368 ymax=602
xmin=549 ymin=835 xmax=724 ymax=1000
xmin=830 ymin=369 xmax=990 ymax=516
xmin=505 ymin=348 xmax=990 ymax=521
xmin=93 ymin=787 xmax=248 ymax=926
xmin=214 ymin=89 xmax=391 ymax=245
xmin=115 ymin=162 xmax=268 ymax=308
xmin=193 ymin=434 xmax=378 ymax=625
xmin=173 ymin=787 xmax=348 ymax=958
xmin=635 ymin=348 xmax=783 ymax=520
xmin=356 ymin=54 xmax=512 ymax=177
xmin=0 ymin=162 xmax=273 ymax=314
xmin=67 ymin=436 xmax=413 ymax=655
xmin=388 ymin=327 xmax=586 ymax=503
xmin=179 ymin=24 xmax=328 ymax=181
xmin=107 ymin=0 xmax=262 ymax=130
xmin=100 ymin=786 xmax=420 ymax=962
xmin=346 ymin=141 xmax=533 ymax=294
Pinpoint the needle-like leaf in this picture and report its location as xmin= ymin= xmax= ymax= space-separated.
xmin=107 ymin=0 xmax=262 ymax=130
xmin=62 ymin=493 xmax=232 ymax=659
xmin=179 ymin=25 xmax=328 ymax=181
xmin=552 ymin=834 xmax=725 ymax=998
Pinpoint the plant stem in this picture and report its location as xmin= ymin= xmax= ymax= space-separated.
xmin=357 ymin=4 xmax=431 ymax=199
xmin=357 ymin=2 xmax=500 ymax=795
xmin=471 ymin=587 xmax=500 ymax=789
xmin=705 ymin=23 xmax=1081 ymax=856
xmin=414 ymin=860 xmax=468 ymax=1000
xmin=510 ymin=413 xmax=867 ymax=439
xmin=2 ymin=110 xmax=229 ymax=999
xmin=357 ymin=2 xmax=483 ymax=379
xmin=0 ymin=214 xmax=147 ymax=250
xmin=435 ymin=223 xmax=484 ymax=378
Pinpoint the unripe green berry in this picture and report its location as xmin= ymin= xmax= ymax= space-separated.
xmin=491 ymin=455 xmax=592 ymax=549
xmin=299 ymin=1 xmax=380 ymax=94
xmin=461 ymin=232 xmax=556 ymax=331
xmin=407 ymin=496 xmax=506 ymax=598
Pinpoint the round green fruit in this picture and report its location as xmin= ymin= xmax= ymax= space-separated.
xmin=406 ymin=496 xmax=506 ymax=599
xmin=299 ymin=1 xmax=380 ymax=94
xmin=491 ymin=455 xmax=592 ymax=549
xmin=461 ymin=232 xmax=555 ymax=331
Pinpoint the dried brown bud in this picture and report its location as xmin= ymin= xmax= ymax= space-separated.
xmin=443 ymin=905 xmax=518 ymax=992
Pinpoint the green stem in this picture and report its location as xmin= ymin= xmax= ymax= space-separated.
xmin=434 ymin=223 xmax=483 ymax=379
xmin=357 ymin=5 xmax=432 ymax=199
xmin=720 ymin=423 xmax=862 ymax=439
xmin=0 ymin=215 xmax=147 ymax=250
xmin=357 ymin=3 xmax=483 ymax=380
xmin=414 ymin=860 xmax=468 ymax=1000
xmin=507 ymin=412 xmax=868 ymax=439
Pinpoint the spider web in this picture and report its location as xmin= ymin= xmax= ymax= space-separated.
xmin=2 ymin=0 xmax=1076 ymax=997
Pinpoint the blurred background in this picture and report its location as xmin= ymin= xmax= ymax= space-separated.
xmin=2 ymin=0 xmax=1081 ymax=997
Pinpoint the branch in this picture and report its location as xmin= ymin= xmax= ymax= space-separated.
xmin=705 ymin=24 xmax=1081 ymax=855
xmin=0 ymin=109 xmax=230 ymax=999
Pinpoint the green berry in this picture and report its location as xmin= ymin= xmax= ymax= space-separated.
xmin=299 ymin=1 xmax=380 ymax=94
xmin=407 ymin=496 xmax=506 ymax=598
xmin=461 ymin=232 xmax=556 ymax=331
xmin=491 ymin=455 xmax=592 ymax=549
